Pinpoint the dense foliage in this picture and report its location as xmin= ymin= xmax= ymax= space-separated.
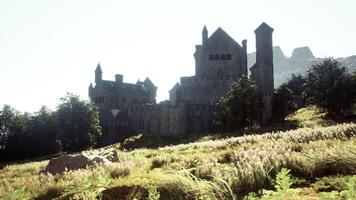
xmin=0 ymin=94 xmax=101 ymax=161
xmin=285 ymin=74 xmax=305 ymax=96
xmin=272 ymin=58 xmax=355 ymax=121
xmin=272 ymin=84 xmax=295 ymax=121
xmin=304 ymin=58 xmax=355 ymax=116
xmin=215 ymin=76 xmax=263 ymax=131
xmin=57 ymin=95 xmax=101 ymax=152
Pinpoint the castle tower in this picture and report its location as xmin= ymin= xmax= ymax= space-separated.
xmin=95 ymin=63 xmax=103 ymax=84
xmin=255 ymin=22 xmax=274 ymax=95
xmin=254 ymin=22 xmax=274 ymax=123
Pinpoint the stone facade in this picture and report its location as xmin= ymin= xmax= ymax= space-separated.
xmin=89 ymin=22 xmax=274 ymax=142
xmin=172 ymin=27 xmax=248 ymax=105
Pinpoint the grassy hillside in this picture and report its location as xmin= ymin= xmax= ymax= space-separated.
xmin=1 ymin=107 xmax=356 ymax=199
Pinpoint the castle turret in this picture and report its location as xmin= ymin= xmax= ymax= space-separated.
xmin=202 ymin=25 xmax=208 ymax=45
xmin=143 ymin=77 xmax=157 ymax=104
xmin=95 ymin=63 xmax=103 ymax=84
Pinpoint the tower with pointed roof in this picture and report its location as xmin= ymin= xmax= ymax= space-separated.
xmin=202 ymin=25 xmax=208 ymax=45
xmin=250 ymin=22 xmax=274 ymax=122
xmin=95 ymin=63 xmax=102 ymax=84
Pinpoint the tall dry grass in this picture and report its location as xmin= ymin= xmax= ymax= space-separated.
xmin=0 ymin=123 xmax=355 ymax=199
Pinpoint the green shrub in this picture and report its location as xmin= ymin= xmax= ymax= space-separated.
xmin=341 ymin=176 xmax=356 ymax=199
xmin=148 ymin=187 xmax=160 ymax=200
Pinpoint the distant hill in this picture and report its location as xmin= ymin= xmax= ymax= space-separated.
xmin=248 ymin=46 xmax=356 ymax=87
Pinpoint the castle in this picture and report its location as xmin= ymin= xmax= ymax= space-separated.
xmin=89 ymin=22 xmax=274 ymax=143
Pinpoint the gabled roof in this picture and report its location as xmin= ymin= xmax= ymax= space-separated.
xmin=169 ymin=82 xmax=181 ymax=92
xmin=143 ymin=77 xmax=156 ymax=88
xmin=207 ymin=27 xmax=241 ymax=48
xmin=255 ymin=22 xmax=274 ymax=33
xmin=95 ymin=63 xmax=102 ymax=72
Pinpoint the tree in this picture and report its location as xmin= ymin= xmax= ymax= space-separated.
xmin=57 ymin=93 xmax=101 ymax=152
xmin=3 ymin=106 xmax=32 ymax=159
xmin=304 ymin=58 xmax=355 ymax=116
xmin=0 ymin=105 xmax=15 ymax=152
xmin=215 ymin=76 xmax=263 ymax=131
xmin=285 ymin=74 xmax=305 ymax=96
xmin=28 ymin=106 xmax=60 ymax=156
xmin=272 ymin=84 xmax=295 ymax=121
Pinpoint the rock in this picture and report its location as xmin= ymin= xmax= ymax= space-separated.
xmin=40 ymin=153 xmax=90 ymax=175
xmin=99 ymin=149 xmax=119 ymax=162
xmin=41 ymin=149 xmax=120 ymax=175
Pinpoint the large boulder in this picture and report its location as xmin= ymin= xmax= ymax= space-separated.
xmin=41 ymin=149 xmax=119 ymax=175
xmin=40 ymin=154 xmax=90 ymax=175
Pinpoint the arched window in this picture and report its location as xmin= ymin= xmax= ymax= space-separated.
xmin=227 ymin=54 xmax=232 ymax=60
xmin=221 ymin=54 xmax=226 ymax=60
xmin=214 ymin=54 xmax=219 ymax=60
xmin=209 ymin=55 xmax=214 ymax=60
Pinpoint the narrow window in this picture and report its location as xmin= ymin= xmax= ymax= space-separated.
xmin=221 ymin=54 xmax=226 ymax=60
xmin=214 ymin=54 xmax=219 ymax=60
xmin=209 ymin=55 xmax=214 ymax=60
xmin=227 ymin=54 xmax=232 ymax=60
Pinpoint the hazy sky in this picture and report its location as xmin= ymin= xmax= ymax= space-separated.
xmin=1 ymin=0 xmax=355 ymax=112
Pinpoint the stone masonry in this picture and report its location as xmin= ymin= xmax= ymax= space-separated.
xmin=89 ymin=22 xmax=274 ymax=143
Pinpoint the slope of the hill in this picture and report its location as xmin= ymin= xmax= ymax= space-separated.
xmin=248 ymin=47 xmax=356 ymax=87
xmin=0 ymin=107 xmax=356 ymax=200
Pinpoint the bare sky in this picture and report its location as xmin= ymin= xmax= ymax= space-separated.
xmin=1 ymin=0 xmax=355 ymax=112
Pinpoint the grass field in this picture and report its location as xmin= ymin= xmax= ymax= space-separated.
xmin=0 ymin=107 xmax=355 ymax=200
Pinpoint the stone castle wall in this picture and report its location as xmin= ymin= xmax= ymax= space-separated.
xmin=89 ymin=22 xmax=274 ymax=142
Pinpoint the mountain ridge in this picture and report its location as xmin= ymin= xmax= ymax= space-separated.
xmin=248 ymin=46 xmax=356 ymax=86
